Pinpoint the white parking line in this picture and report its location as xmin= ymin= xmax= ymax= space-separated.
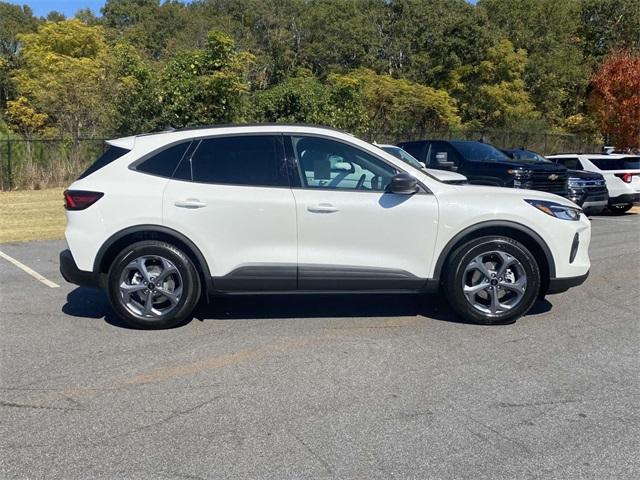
xmin=0 ymin=250 xmax=60 ymax=288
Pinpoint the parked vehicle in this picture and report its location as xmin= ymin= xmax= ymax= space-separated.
xmin=397 ymin=140 xmax=568 ymax=196
xmin=547 ymin=154 xmax=640 ymax=214
xmin=502 ymin=149 xmax=608 ymax=214
xmin=60 ymin=125 xmax=591 ymax=329
xmin=376 ymin=144 xmax=468 ymax=184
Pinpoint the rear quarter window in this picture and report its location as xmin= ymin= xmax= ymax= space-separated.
xmin=78 ymin=146 xmax=130 ymax=179
xmin=135 ymin=142 xmax=192 ymax=178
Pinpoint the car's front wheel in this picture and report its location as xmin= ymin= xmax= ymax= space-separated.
xmin=107 ymin=241 xmax=201 ymax=329
xmin=444 ymin=236 xmax=541 ymax=325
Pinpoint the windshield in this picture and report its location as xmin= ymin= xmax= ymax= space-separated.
xmin=505 ymin=149 xmax=552 ymax=164
xmin=380 ymin=146 xmax=424 ymax=169
xmin=450 ymin=142 xmax=510 ymax=163
xmin=589 ymin=157 xmax=640 ymax=170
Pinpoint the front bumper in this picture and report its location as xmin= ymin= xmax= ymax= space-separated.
xmin=547 ymin=271 xmax=589 ymax=294
xmin=567 ymin=189 xmax=608 ymax=209
xmin=609 ymin=193 xmax=640 ymax=206
xmin=59 ymin=249 xmax=105 ymax=289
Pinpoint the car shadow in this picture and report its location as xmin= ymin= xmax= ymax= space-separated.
xmin=62 ymin=287 xmax=554 ymax=329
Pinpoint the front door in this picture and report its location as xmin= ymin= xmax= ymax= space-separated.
xmin=286 ymin=135 xmax=439 ymax=290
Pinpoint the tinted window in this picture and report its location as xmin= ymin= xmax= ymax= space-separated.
xmin=507 ymin=149 xmax=552 ymax=164
xmin=427 ymin=141 xmax=461 ymax=168
xmin=191 ymin=135 xmax=287 ymax=187
xmin=450 ymin=142 xmax=510 ymax=163
xmin=136 ymin=142 xmax=191 ymax=178
xmin=556 ymin=157 xmax=581 ymax=170
xmin=380 ymin=146 xmax=424 ymax=169
xmin=589 ymin=157 xmax=640 ymax=170
xmin=292 ymin=136 xmax=397 ymax=191
xmin=400 ymin=142 xmax=426 ymax=161
xmin=78 ymin=146 xmax=129 ymax=179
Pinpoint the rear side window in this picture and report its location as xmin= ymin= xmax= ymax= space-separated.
xmin=589 ymin=157 xmax=640 ymax=170
xmin=191 ymin=135 xmax=288 ymax=187
xmin=78 ymin=146 xmax=129 ymax=179
xmin=556 ymin=157 xmax=581 ymax=170
xmin=136 ymin=142 xmax=191 ymax=178
xmin=400 ymin=142 xmax=426 ymax=161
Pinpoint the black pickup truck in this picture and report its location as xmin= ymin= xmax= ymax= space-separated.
xmin=503 ymin=148 xmax=608 ymax=213
xmin=397 ymin=140 xmax=568 ymax=196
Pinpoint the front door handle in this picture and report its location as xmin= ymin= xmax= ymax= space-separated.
xmin=174 ymin=199 xmax=207 ymax=209
xmin=307 ymin=203 xmax=339 ymax=214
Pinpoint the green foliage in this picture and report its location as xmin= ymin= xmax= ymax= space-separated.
xmin=336 ymin=69 xmax=461 ymax=135
xmin=478 ymin=0 xmax=588 ymax=125
xmin=10 ymin=19 xmax=115 ymax=138
xmin=155 ymin=30 xmax=254 ymax=128
xmin=254 ymin=71 xmax=368 ymax=133
xmin=451 ymin=39 xmax=538 ymax=129
xmin=0 ymin=0 xmax=634 ymax=143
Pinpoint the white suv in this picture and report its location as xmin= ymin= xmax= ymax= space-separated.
xmin=548 ymin=154 xmax=640 ymax=213
xmin=60 ymin=125 xmax=591 ymax=329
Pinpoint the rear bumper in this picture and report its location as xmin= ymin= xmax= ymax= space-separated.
xmin=609 ymin=193 xmax=640 ymax=206
xmin=59 ymin=249 xmax=105 ymax=289
xmin=547 ymin=270 xmax=589 ymax=294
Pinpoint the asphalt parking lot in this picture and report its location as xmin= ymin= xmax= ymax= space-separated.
xmin=1 ymin=213 xmax=639 ymax=479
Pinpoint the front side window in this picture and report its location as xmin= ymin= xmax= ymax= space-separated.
xmin=190 ymin=135 xmax=288 ymax=187
xmin=291 ymin=136 xmax=397 ymax=191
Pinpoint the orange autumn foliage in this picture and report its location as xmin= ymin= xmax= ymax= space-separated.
xmin=589 ymin=50 xmax=640 ymax=150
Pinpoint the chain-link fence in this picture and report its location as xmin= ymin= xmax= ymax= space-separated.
xmin=0 ymin=138 xmax=106 ymax=191
xmin=0 ymin=130 xmax=600 ymax=191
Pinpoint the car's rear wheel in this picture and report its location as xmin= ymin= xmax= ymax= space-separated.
xmin=444 ymin=236 xmax=541 ymax=325
xmin=107 ymin=241 xmax=201 ymax=329
xmin=608 ymin=203 xmax=632 ymax=214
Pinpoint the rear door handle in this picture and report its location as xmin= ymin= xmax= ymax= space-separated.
xmin=307 ymin=203 xmax=339 ymax=214
xmin=174 ymin=199 xmax=207 ymax=209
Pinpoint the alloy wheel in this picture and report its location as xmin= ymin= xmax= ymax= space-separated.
xmin=118 ymin=255 xmax=183 ymax=318
xmin=462 ymin=250 xmax=527 ymax=316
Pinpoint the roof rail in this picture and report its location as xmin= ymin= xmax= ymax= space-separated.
xmin=133 ymin=122 xmax=347 ymax=138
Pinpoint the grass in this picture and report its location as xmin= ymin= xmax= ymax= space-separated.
xmin=0 ymin=188 xmax=66 ymax=243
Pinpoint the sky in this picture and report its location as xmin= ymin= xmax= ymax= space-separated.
xmin=7 ymin=0 xmax=477 ymax=19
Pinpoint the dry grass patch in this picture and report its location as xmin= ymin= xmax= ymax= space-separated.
xmin=0 ymin=188 xmax=66 ymax=243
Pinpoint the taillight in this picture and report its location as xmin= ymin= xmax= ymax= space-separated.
xmin=614 ymin=172 xmax=635 ymax=183
xmin=63 ymin=190 xmax=104 ymax=210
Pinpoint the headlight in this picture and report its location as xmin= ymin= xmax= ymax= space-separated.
xmin=525 ymin=199 xmax=581 ymax=221
xmin=508 ymin=169 xmax=533 ymax=178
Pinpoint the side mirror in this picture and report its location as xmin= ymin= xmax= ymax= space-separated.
xmin=389 ymin=173 xmax=419 ymax=195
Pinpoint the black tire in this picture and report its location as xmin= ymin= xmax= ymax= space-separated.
xmin=608 ymin=203 xmax=632 ymax=214
xmin=443 ymin=236 xmax=541 ymax=325
xmin=107 ymin=240 xmax=201 ymax=329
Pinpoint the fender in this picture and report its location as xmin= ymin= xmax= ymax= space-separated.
xmin=432 ymin=220 xmax=556 ymax=282
xmin=93 ymin=224 xmax=212 ymax=279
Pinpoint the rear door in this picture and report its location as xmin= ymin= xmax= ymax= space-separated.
xmin=162 ymin=134 xmax=297 ymax=290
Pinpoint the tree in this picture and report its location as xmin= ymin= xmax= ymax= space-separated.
xmin=580 ymin=0 xmax=640 ymax=61
xmin=478 ymin=0 xmax=587 ymax=125
xmin=155 ymin=30 xmax=254 ymax=128
xmin=0 ymin=2 xmax=39 ymax=108
xmin=10 ymin=19 xmax=115 ymax=138
xmin=450 ymin=39 xmax=539 ymax=129
xmin=111 ymin=41 xmax=159 ymax=134
xmin=589 ymin=50 xmax=640 ymax=149
xmin=253 ymin=70 xmax=368 ymax=133
xmin=336 ymin=68 xmax=461 ymax=137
